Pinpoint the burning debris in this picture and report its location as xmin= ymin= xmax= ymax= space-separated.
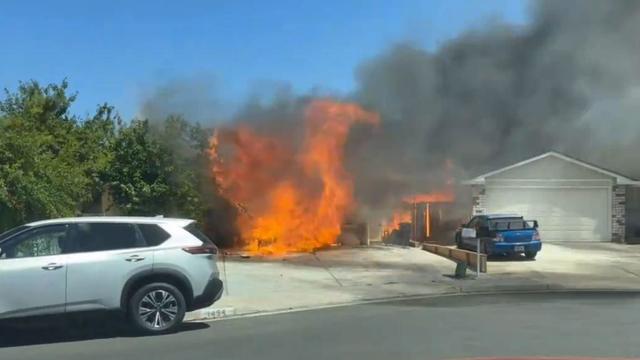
xmin=382 ymin=160 xmax=457 ymax=245
xmin=382 ymin=209 xmax=412 ymax=239
xmin=382 ymin=191 xmax=456 ymax=246
xmin=210 ymin=100 xmax=379 ymax=255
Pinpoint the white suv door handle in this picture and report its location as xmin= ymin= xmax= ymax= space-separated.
xmin=125 ymin=255 xmax=145 ymax=262
xmin=42 ymin=263 xmax=64 ymax=271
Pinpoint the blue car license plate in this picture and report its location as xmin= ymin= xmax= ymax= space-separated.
xmin=514 ymin=245 xmax=525 ymax=252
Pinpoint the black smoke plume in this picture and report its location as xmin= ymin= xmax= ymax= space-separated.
xmin=349 ymin=0 xmax=640 ymax=219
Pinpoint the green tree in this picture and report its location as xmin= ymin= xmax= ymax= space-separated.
xmin=76 ymin=104 xmax=117 ymax=206
xmin=106 ymin=117 xmax=204 ymax=218
xmin=0 ymin=81 xmax=90 ymax=229
xmin=107 ymin=119 xmax=172 ymax=215
xmin=0 ymin=80 xmax=115 ymax=231
xmin=0 ymin=80 xmax=236 ymax=246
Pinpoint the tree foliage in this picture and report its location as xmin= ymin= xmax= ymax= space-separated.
xmin=0 ymin=80 xmax=233 ymax=245
xmin=106 ymin=117 xmax=207 ymax=219
xmin=0 ymin=80 xmax=109 ymax=229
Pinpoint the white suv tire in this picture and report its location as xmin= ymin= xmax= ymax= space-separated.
xmin=127 ymin=282 xmax=186 ymax=334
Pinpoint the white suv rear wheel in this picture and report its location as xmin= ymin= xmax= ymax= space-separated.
xmin=128 ymin=282 xmax=186 ymax=334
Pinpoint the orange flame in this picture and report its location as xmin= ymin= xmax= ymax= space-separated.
xmin=383 ymin=189 xmax=455 ymax=236
xmin=210 ymin=100 xmax=379 ymax=255
xmin=382 ymin=209 xmax=411 ymax=235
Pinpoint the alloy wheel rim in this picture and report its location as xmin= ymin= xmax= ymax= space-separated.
xmin=138 ymin=290 xmax=179 ymax=329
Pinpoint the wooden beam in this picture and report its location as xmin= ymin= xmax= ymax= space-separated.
xmin=422 ymin=243 xmax=487 ymax=273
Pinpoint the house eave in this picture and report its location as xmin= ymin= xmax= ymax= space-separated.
xmin=463 ymin=151 xmax=640 ymax=186
xmin=618 ymin=180 xmax=640 ymax=186
xmin=461 ymin=179 xmax=484 ymax=185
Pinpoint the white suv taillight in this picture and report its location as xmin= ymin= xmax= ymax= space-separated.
xmin=182 ymin=244 xmax=218 ymax=255
xmin=533 ymin=231 xmax=541 ymax=241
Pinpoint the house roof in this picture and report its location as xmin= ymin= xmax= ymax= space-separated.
xmin=464 ymin=151 xmax=640 ymax=186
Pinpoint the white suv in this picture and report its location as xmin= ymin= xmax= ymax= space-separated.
xmin=0 ymin=216 xmax=223 ymax=334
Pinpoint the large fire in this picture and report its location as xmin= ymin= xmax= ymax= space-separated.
xmin=210 ymin=100 xmax=379 ymax=255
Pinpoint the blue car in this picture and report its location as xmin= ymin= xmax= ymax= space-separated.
xmin=455 ymin=214 xmax=542 ymax=259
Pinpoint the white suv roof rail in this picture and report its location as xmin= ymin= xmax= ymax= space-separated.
xmin=26 ymin=216 xmax=193 ymax=227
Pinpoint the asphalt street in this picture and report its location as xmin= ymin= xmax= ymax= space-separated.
xmin=1 ymin=292 xmax=639 ymax=360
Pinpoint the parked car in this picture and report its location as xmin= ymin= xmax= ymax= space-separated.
xmin=0 ymin=216 xmax=223 ymax=334
xmin=455 ymin=214 xmax=542 ymax=259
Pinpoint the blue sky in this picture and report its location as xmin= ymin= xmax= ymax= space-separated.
xmin=1 ymin=0 xmax=528 ymax=120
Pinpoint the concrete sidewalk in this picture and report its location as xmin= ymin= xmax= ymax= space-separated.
xmin=187 ymin=243 xmax=640 ymax=321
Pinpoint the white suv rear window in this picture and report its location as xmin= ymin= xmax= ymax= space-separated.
xmin=184 ymin=223 xmax=213 ymax=244
xmin=137 ymin=224 xmax=171 ymax=246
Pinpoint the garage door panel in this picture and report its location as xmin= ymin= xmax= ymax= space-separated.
xmin=539 ymin=228 xmax=606 ymax=241
xmin=485 ymin=188 xmax=609 ymax=242
xmin=530 ymin=217 xmax=600 ymax=228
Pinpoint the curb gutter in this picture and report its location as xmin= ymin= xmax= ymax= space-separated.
xmin=187 ymin=286 xmax=640 ymax=323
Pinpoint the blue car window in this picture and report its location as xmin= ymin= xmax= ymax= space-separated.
xmin=490 ymin=219 xmax=529 ymax=230
xmin=466 ymin=217 xmax=478 ymax=227
xmin=493 ymin=221 xmax=509 ymax=230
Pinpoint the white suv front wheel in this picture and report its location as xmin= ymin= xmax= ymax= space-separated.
xmin=128 ymin=282 xmax=186 ymax=334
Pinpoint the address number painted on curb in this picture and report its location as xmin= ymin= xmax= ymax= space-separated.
xmin=202 ymin=307 xmax=236 ymax=319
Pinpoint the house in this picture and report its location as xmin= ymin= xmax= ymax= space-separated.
xmin=464 ymin=151 xmax=640 ymax=243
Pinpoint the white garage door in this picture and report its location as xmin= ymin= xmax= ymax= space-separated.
xmin=484 ymin=187 xmax=610 ymax=242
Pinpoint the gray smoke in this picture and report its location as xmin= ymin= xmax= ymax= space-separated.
xmin=348 ymin=0 xmax=640 ymax=218
xmin=139 ymin=74 xmax=226 ymax=125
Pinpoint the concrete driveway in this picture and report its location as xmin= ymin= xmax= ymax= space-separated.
xmin=188 ymin=245 xmax=459 ymax=320
xmin=188 ymin=242 xmax=640 ymax=321
xmin=480 ymin=242 xmax=640 ymax=291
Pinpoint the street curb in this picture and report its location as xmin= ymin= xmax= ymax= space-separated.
xmin=458 ymin=287 xmax=640 ymax=295
xmin=187 ymin=290 xmax=459 ymax=322
xmin=187 ymin=286 xmax=640 ymax=323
